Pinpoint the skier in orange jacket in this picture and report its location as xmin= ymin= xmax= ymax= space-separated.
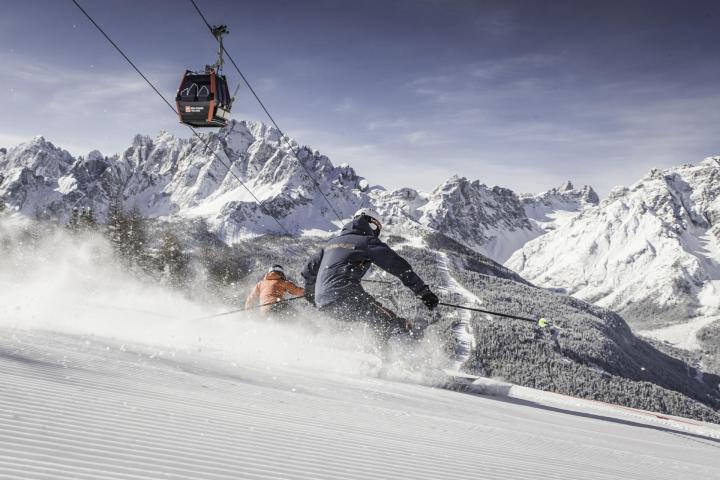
xmin=245 ymin=265 xmax=305 ymax=317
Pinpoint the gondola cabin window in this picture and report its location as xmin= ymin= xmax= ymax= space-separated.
xmin=179 ymin=75 xmax=212 ymax=101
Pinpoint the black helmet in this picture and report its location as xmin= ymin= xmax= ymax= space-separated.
xmin=353 ymin=207 xmax=382 ymax=236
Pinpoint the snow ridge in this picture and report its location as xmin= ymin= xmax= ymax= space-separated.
xmin=507 ymin=158 xmax=720 ymax=328
xmin=0 ymin=123 xmax=588 ymax=257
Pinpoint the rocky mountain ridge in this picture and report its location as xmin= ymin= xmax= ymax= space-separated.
xmin=508 ymin=157 xmax=720 ymax=330
xmin=0 ymin=120 xmax=591 ymax=258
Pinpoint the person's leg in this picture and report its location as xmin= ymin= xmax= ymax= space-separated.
xmin=317 ymin=293 xmax=405 ymax=342
xmin=269 ymin=301 xmax=297 ymax=322
xmin=346 ymin=291 xmax=409 ymax=342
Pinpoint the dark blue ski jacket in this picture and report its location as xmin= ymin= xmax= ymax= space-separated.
xmin=301 ymin=217 xmax=428 ymax=308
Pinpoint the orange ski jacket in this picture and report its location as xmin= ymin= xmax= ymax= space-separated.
xmin=245 ymin=271 xmax=305 ymax=313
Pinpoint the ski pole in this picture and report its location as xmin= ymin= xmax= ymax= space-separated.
xmin=438 ymin=301 xmax=550 ymax=328
xmin=361 ymin=279 xmax=395 ymax=285
xmin=192 ymin=296 xmax=304 ymax=321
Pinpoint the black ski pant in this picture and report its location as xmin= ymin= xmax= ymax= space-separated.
xmin=318 ymin=291 xmax=411 ymax=344
xmin=267 ymin=301 xmax=298 ymax=321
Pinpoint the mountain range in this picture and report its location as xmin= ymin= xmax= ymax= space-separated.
xmin=508 ymin=158 xmax=720 ymax=331
xmin=0 ymin=120 xmax=595 ymax=260
xmin=1 ymin=120 xmax=718 ymax=335
xmin=3 ymin=120 xmax=720 ymax=419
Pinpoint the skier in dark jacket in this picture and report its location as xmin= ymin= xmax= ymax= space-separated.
xmin=301 ymin=208 xmax=439 ymax=343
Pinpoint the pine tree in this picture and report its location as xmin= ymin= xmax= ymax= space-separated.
xmin=79 ymin=207 xmax=97 ymax=230
xmin=124 ymin=206 xmax=147 ymax=264
xmin=66 ymin=207 xmax=81 ymax=232
xmin=106 ymin=196 xmax=127 ymax=254
xmin=105 ymin=197 xmax=147 ymax=266
xmin=0 ymin=197 xmax=6 ymax=214
xmin=158 ymin=230 xmax=188 ymax=287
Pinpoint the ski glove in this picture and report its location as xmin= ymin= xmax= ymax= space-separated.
xmin=419 ymin=286 xmax=439 ymax=310
xmin=396 ymin=317 xmax=413 ymax=334
xmin=304 ymin=291 xmax=316 ymax=307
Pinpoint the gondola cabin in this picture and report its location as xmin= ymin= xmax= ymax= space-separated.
xmin=176 ymin=70 xmax=232 ymax=128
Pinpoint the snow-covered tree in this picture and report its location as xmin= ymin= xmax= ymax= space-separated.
xmin=66 ymin=207 xmax=81 ymax=232
xmin=158 ymin=230 xmax=188 ymax=287
xmin=106 ymin=197 xmax=147 ymax=266
xmin=79 ymin=207 xmax=97 ymax=230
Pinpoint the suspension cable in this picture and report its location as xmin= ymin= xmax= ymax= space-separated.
xmin=189 ymin=0 xmax=346 ymax=224
xmin=70 ymin=0 xmax=292 ymax=236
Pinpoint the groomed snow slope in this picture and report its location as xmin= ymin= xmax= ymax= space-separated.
xmin=1 ymin=329 xmax=719 ymax=480
xmin=2 ymin=215 xmax=720 ymax=479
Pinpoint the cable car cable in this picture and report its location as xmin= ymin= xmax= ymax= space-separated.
xmin=70 ymin=0 xmax=176 ymax=116
xmin=70 ymin=0 xmax=292 ymax=236
xmin=189 ymin=0 xmax=346 ymax=224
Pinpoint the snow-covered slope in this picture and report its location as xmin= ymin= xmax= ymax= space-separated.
xmin=507 ymin=157 xmax=720 ymax=329
xmin=0 ymin=123 xmax=369 ymax=241
xmin=0 ymin=123 xmax=588 ymax=260
xmin=3 ymin=208 xmax=720 ymax=479
xmin=1 ymin=328 xmax=719 ymax=480
xmin=521 ymin=180 xmax=600 ymax=231
xmin=373 ymin=177 xmax=543 ymax=262
xmin=4 ymin=211 xmax=720 ymax=421
xmin=374 ymin=178 xmax=598 ymax=263
xmin=638 ymin=315 xmax=720 ymax=351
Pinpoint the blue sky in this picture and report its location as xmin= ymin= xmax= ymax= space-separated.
xmin=1 ymin=0 xmax=719 ymax=196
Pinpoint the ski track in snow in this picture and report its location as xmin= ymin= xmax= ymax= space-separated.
xmin=435 ymin=252 xmax=481 ymax=310
xmin=0 ymin=330 xmax=719 ymax=480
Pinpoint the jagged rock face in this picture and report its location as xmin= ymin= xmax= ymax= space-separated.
xmin=369 ymin=177 xmax=545 ymax=262
xmin=0 ymin=137 xmax=76 ymax=218
xmin=421 ymin=178 xmax=539 ymax=262
xmin=0 ymin=121 xmax=592 ymax=260
xmin=0 ymin=121 xmax=372 ymax=240
xmin=423 ymin=177 xmax=531 ymax=234
xmin=531 ymin=181 xmax=599 ymax=208
xmin=507 ymin=158 xmax=720 ymax=328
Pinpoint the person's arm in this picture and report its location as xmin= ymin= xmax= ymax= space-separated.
xmin=367 ymin=239 xmax=439 ymax=310
xmin=245 ymin=283 xmax=260 ymax=309
xmin=285 ymin=281 xmax=305 ymax=297
xmin=367 ymin=239 xmax=425 ymax=293
xmin=301 ymin=248 xmax=324 ymax=305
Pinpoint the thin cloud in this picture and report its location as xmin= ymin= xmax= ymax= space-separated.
xmin=366 ymin=118 xmax=411 ymax=131
xmin=404 ymin=130 xmax=452 ymax=147
xmin=334 ymin=97 xmax=356 ymax=113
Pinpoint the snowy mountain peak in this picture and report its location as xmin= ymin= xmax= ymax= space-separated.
xmin=371 ymin=175 xmax=541 ymax=262
xmin=0 ymin=120 xmax=379 ymax=238
xmin=508 ymin=156 xmax=720 ymax=328
xmin=518 ymin=181 xmax=600 ymax=238
xmin=528 ymin=182 xmax=599 ymax=206
xmin=582 ymin=185 xmax=600 ymax=204
xmin=1 ymin=135 xmax=74 ymax=182
xmin=701 ymin=155 xmax=720 ymax=168
xmin=559 ymin=180 xmax=574 ymax=191
xmin=86 ymin=150 xmax=104 ymax=162
xmin=0 ymin=121 xmax=597 ymax=262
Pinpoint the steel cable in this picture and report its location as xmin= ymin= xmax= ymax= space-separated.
xmin=71 ymin=0 xmax=292 ymax=236
xmin=189 ymin=0 xmax=346 ymax=224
